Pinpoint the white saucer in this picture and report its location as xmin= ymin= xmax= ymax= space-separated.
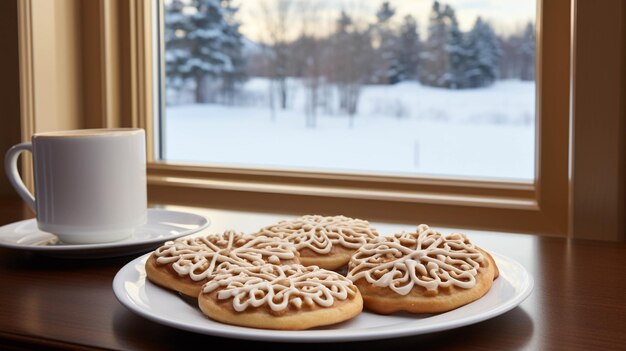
xmin=0 ymin=208 xmax=210 ymax=258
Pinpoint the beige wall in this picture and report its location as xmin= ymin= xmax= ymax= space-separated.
xmin=30 ymin=0 xmax=84 ymax=133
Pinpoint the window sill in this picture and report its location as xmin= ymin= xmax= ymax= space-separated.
xmin=147 ymin=162 xmax=559 ymax=236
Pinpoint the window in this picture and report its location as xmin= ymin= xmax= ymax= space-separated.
xmin=160 ymin=0 xmax=537 ymax=181
xmin=14 ymin=0 xmax=573 ymax=237
xmin=142 ymin=0 xmax=570 ymax=236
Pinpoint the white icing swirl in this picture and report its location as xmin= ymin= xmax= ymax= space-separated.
xmin=347 ymin=224 xmax=485 ymax=295
xmin=154 ymin=231 xmax=298 ymax=281
xmin=203 ymin=264 xmax=358 ymax=312
xmin=257 ymin=215 xmax=379 ymax=254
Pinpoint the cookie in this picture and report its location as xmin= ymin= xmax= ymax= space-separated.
xmin=145 ymin=231 xmax=299 ymax=297
xmin=347 ymin=224 xmax=498 ymax=314
xmin=257 ymin=215 xmax=379 ymax=270
xmin=198 ymin=264 xmax=363 ymax=330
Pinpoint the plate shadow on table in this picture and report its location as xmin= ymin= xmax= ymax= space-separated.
xmin=112 ymin=305 xmax=534 ymax=350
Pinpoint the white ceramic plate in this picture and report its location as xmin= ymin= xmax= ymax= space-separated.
xmin=113 ymin=252 xmax=533 ymax=342
xmin=0 ymin=208 xmax=209 ymax=258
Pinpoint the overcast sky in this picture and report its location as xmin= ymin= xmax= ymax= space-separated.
xmin=235 ymin=0 xmax=536 ymax=43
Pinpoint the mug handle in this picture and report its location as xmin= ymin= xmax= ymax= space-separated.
xmin=4 ymin=142 xmax=36 ymax=212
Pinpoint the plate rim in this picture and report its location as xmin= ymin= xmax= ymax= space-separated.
xmin=112 ymin=252 xmax=534 ymax=342
xmin=0 ymin=208 xmax=210 ymax=252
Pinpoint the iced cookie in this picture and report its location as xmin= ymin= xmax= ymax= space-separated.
xmin=146 ymin=231 xmax=299 ymax=297
xmin=257 ymin=215 xmax=379 ymax=270
xmin=347 ymin=224 xmax=498 ymax=314
xmin=198 ymin=264 xmax=363 ymax=330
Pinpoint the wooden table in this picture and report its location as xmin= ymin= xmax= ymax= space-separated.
xmin=0 ymin=201 xmax=625 ymax=350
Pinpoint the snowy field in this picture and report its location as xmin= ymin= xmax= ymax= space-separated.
xmin=164 ymin=79 xmax=535 ymax=180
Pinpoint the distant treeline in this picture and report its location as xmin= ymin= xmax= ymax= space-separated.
xmin=165 ymin=0 xmax=535 ymax=119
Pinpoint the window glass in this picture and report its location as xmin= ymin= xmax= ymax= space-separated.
xmin=161 ymin=0 xmax=536 ymax=180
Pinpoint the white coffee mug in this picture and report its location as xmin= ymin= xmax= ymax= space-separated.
xmin=4 ymin=128 xmax=147 ymax=244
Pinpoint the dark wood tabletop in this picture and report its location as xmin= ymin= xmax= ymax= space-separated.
xmin=0 ymin=199 xmax=625 ymax=351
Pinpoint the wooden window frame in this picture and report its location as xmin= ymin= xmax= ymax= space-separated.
xmin=145 ymin=0 xmax=570 ymax=236
xmin=14 ymin=0 xmax=626 ymax=240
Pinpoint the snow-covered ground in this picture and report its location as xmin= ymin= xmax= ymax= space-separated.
xmin=164 ymin=79 xmax=535 ymax=180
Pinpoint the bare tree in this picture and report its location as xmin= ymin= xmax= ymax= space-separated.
xmin=519 ymin=22 xmax=535 ymax=81
xmin=498 ymin=22 xmax=535 ymax=81
xmin=292 ymin=2 xmax=325 ymax=128
xmin=259 ymin=0 xmax=295 ymax=111
xmin=330 ymin=11 xmax=375 ymax=126
xmin=298 ymin=36 xmax=322 ymax=128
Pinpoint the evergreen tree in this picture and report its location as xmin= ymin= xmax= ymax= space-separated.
xmin=395 ymin=15 xmax=421 ymax=81
xmin=464 ymin=17 xmax=501 ymax=87
xmin=441 ymin=4 xmax=467 ymax=89
xmin=163 ymin=0 xmax=192 ymax=99
xmin=337 ymin=10 xmax=352 ymax=33
xmin=376 ymin=2 xmax=395 ymax=23
xmin=420 ymin=1 xmax=449 ymax=87
xmin=219 ymin=0 xmax=247 ymax=104
xmin=178 ymin=0 xmax=227 ymax=103
xmin=176 ymin=0 xmax=245 ymax=103
xmin=373 ymin=2 xmax=400 ymax=84
xmin=420 ymin=1 xmax=472 ymax=88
